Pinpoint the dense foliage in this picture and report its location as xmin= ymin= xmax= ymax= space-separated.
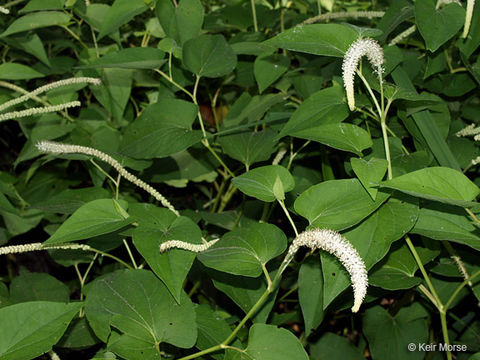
xmin=0 ymin=0 xmax=479 ymax=359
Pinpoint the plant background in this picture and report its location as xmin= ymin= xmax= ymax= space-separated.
xmin=0 ymin=0 xmax=479 ymax=359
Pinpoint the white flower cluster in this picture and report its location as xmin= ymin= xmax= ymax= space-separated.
xmin=0 ymin=77 xmax=101 ymax=112
xmin=36 ymin=141 xmax=180 ymax=216
xmin=463 ymin=0 xmax=475 ymax=38
xmin=159 ymin=239 xmax=220 ymax=253
xmin=456 ymin=123 xmax=480 ymax=140
xmin=0 ymin=6 xmax=9 ymax=14
xmin=0 ymin=101 xmax=80 ymax=122
xmin=389 ymin=25 xmax=417 ymax=46
xmin=342 ymin=38 xmax=385 ymax=111
xmin=0 ymin=242 xmax=91 ymax=255
xmin=288 ymin=228 xmax=368 ymax=313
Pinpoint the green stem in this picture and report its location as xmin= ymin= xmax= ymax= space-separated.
xmin=278 ymin=199 xmax=299 ymax=237
xmin=405 ymin=235 xmax=442 ymax=309
xmin=445 ymin=270 xmax=480 ymax=310
xmin=123 ymin=239 xmax=138 ymax=269
xmin=250 ymin=0 xmax=258 ymax=32
xmin=440 ymin=311 xmax=452 ymax=360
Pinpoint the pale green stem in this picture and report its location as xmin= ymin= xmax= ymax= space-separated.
xmin=123 ymin=239 xmax=138 ymax=269
xmin=278 ymin=199 xmax=299 ymax=237
xmin=250 ymin=0 xmax=258 ymax=32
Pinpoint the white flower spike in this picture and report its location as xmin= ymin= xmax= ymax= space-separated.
xmin=0 ymin=242 xmax=91 ymax=255
xmin=288 ymin=228 xmax=368 ymax=313
xmin=342 ymin=38 xmax=385 ymax=111
xmin=36 ymin=140 xmax=179 ymax=216
xmin=159 ymin=239 xmax=220 ymax=253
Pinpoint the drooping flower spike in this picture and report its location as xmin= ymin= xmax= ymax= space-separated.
xmin=285 ymin=228 xmax=368 ymax=313
xmin=0 ymin=6 xmax=9 ymax=14
xmin=159 ymin=227 xmax=368 ymax=313
xmin=0 ymin=242 xmax=91 ymax=255
xmin=36 ymin=141 xmax=179 ymax=216
xmin=342 ymin=38 xmax=385 ymax=111
xmin=0 ymin=77 xmax=102 ymax=123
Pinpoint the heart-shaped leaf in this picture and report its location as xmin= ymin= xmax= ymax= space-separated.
xmin=295 ymin=178 xmax=389 ymax=231
xmin=415 ymin=0 xmax=465 ymax=52
xmin=183 ymin=34 xmax=237 ymax=78
xmin=84 ymin=269 xmax=197 ymax=358
xmin=224 ymin=324 xmax=309 ymax=360
xmin=232 ymin=165 xmax=295 ymax=202
xmin=198 ymin=222 xmax=287 ymax=277
xmin=254 ymin=52 xmax=290 ymax=93
xmin=380 ymin=167 xmax=480 ymax=207
xmin=120 ymin=98 xmax=202 ymax=159
xmin=351 ymin=157 xmax=388 ymax=200
xmin=0 ymin=301 xmax=81 ymax=360
xmin=45 ymin=199 xmax=132 ymax=244
xmin=131 ymin=203 xmax=202 ymax=302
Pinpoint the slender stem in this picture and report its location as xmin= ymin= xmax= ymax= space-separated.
xmin=380 ymin=111 xmax=392 ymax=179
xmin=223 ymin=289 xmax=271 ymax=344
xmin=405 ymin=235 xmax=442 ymax=310
xmin=278 ymin=199 xmax=299 ymax=237
xmin=123 ymin=239 xmax=138 ymax=269
xmin=356 ymin=69 xmax=382 ymax=118
xmin=445 ymin=270 xmax=480 ymax=310
xmin=250 ymin=0 xmax=258 ymax=32
xmin=177 ymin=345 xmax=222 ymax=360
xmin=440 ymin=312 xmax=452 ymax=360
xmin=60 ymin=25 xmax=89 ymax=50
xmin=89 ymin=247 xmax=133 ymax=269
xmin=154 ymin=69 xmax=194 ymax=99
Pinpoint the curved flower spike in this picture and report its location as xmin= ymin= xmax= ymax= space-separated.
xmin=0 ymin=242 xmax=91 ymax=255
xmin=36 ymin=141 xmax=179 ymax=216
xmin=0 ymin=6 xmax=9 ymax=14
xmin=160 ymin=239 xmax=220 ymax=253
xmin=288 ymin=228 xmax=368 ymax=313
xmin=342 ymin=38 xmax=384 ymax=111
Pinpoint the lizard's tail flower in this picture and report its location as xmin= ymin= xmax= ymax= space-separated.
xmin=36 ymin=140 xmax=179 ymax=216
xmin=0 ymin=242 xmax=91 ymax=255
xmin=342 ymin=38 xmax=384 ymax=111
xmin=159 ymin=239 xmax=220 ymax=253
xmin=288 ymin=228 xmax=368 ymax=313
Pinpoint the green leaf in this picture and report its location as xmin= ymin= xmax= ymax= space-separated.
xmin=156 ymin=0 xmax=204 ymax=45
xmin=98 ymin=0 xmax=150 ymax=39
xmin=0 ymin=11 xmax=70 ymax=37
xmin=0 ymin=301 xmax=81 ymax=360
xmin=310 ymin=333 xmax=364 ymax=360
xmin=351 ymin=157 xmax=388 ymax=199
xmin=380 ymin=167 xmax=480 ymax=207
xmin=183 ymin=34 xmax=237 ymax=78
xmin=232 ymin=165 xmax=295 ymax=202
xmin=131 ymin=203 xmax=202 ymax=302
xmin=265 ymin=24 xmax=380 ymax=57
xmin=298 ymin=256 xmax=324 ymax=335
xmin=90 ymin=68 xmax=132 ymax=124
xmin=322 ymin=195 xmax=418 ymax=307
xmin=295 ymin=179 xmax=389 ymax=231
xmin=254 ymin=52 xmax=290 ymax=93
xmin=195 ymin=305 xmax=241 ymax=352
xmin=363 ymin=303 xmax=429 ymax=360
xmin=35 ymin=187 xmax=111 ymax=215
xmin=218 ymin=129 xmax=278 ymax=168
xmin=415 ymin=0 xmax=465 ymax=52
xmin=369 ymin=243 xmax=423 ymax=290
xmin=79 ymin=48 xmax=166 ymax=69
xmin=0 ymin=63 xmax=43 ymax=80
xmin=9 ymin=270 xmax=70 ymax=303
xmin=57 ymin=317 xmax=100 ymax=349
xmin=210 ymin=270 xmax=277 ymax=323
xmin=3 ymin=33 xmax=50 ymax=67
xmin=19 ymin=0 xmax=65 ymax=13
xmin=224 ymin=324 xmax=309 ymax=360
xmin=278 ymin=85 xmax=349 ymax=137
xmin=120 ymin=98 xmax=202 ymax=159
xmin=84 ymin=269 xmax=197 ymax=357
xmin=288 ymin=123 xmax=372 ymax=156
xmin=45 ymin=199 xmax=132 ymax=244
xmin=411 ymin=203 xmax=480 ymax=251
xmin=198 ymin=222 xmax=287 ymax=277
